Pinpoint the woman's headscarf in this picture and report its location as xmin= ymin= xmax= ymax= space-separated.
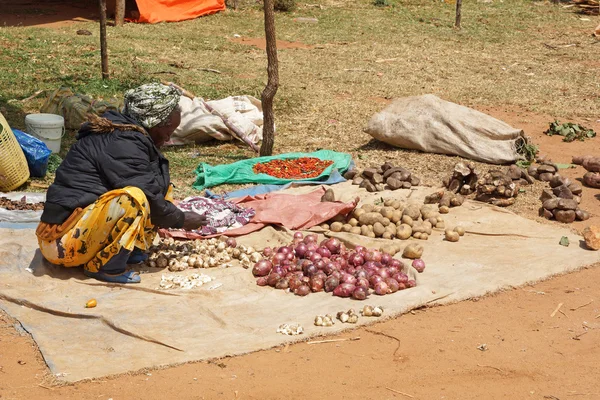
xmin=123 ymin=83 xmax=181 ymax=129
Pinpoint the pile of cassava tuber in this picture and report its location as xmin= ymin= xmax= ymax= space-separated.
xmin=145 ymin=237 xmax=259 ymax=271
xmin=0 ymin=196 xmax=44 ymax=211
xmin=443 ymin=162 xmax=480 ymax=195
xmin=344 ymin=162 xmax=421 ymax=192
xmin=323 ymin=198 xmax=446 ymax=243
xmin=573 ymin=155 xmax=600 ymax=189
xmin=252 ymin=233 xmax=423 ymax=299
xmin=539 ymin=175 xmax=589 ymax=223
xmin=475 ymin=168 xmax=522 ymax=207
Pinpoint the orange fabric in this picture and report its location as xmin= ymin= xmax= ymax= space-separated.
xmin=134 ymin=0 xmax=225 ymax=23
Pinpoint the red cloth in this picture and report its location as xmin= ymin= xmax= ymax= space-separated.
xmin=134 ymin=0 xmax=225 ymax=23
xmin=161 ymin=187 xmax=357 ymax=239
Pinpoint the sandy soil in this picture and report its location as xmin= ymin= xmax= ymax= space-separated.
xmin=0 ymin=112 xmax=599 ymax=399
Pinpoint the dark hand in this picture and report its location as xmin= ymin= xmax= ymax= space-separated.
xmin=182 ymin=212 xmax=208 ymax=230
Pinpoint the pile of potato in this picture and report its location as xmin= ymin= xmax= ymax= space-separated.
xmin=506 ymin=164 xmax=534 ymax=186
xmin=324 ymin=199 xmax=445 ymax=242
xmin=539 ymin=175 xmax=589 ymax=223
xmin=573 ymin=155 xmax=600 ymax=189
xmin=444 ymin=162 xmax=480 ymax=195
xmin=528 ymin=162 xmax=560 ymax=182
xmin=345 ymin=162 xmax=421 ymax=193
xmin=475 ymin=169 xmax=520 ymax=207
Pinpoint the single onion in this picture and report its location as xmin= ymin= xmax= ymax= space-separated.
xmin=310 ymin=277 xmax=324 ymax=292
xmin=385 ymin=278 xmax=400 ymax=293
xmin=293 ymin=232 xmax=304 ymax=240
xmin=341 ymin=273 xmax=357 ymax=285
xmin=412 ymin=259 xmax=425 ymax=273
xmin=303 ymin=263 xmax=318 ymax=276
xmin=345 ymin=266 xmax=356 ymax=275
xmin=348 ymin=253 xmax=365 ymax=267
xmin=275 ymin=278 xmax=289 ymax=290
xmin=267 ymin=273 xmax=281 ymax=287
xmin=272 ymin=252 xmax=286 ymax=265
xmin=393 ymin=273 xmax=409 ymax=284
xmin=306 ymin=243 xmax=318 ymax=252
xmin=301 ymin=275 xmax=310 ymax=284
xmin=406 ymin=279 xmax=417 ymax=288
xmin=324 ymin=238 xmax=341 ymax=255
xmin=324 ymin=276 xmax=340 ymax=292
xmin=374 ymin=281 xmax=390 ymax=295
xmin=397 ymin=282 xmax=406 ymax=290
xmin=256 ymin=277 xmax=268 ymax=286
xmin=303 ymin=234 xmax=318 ymax=245
xmin=272 ymin=266 xmax=286 ymax=276
xmin=310 ymin=253 xmax=322 ymax=263
xmin=294 ymin=284 xmax=310 ymax=296
xmin=294 ymin=243 xmax=308 ymax=258
xmin=333 ymin=283 xmax=356 ymax=298
xmin=262 ymin=247 xmax=273 ymax=257
xmin=387 ymin=266 xmax=399 ymax=276
xmin=316 ymin=246 xmax=332 ymax=259
xmin=355 ymin=269 xmax=368 ymax=279
xmin=314 ymin=271 xmax=328 ymax=281
xmin=252 ymin=260 xmax=273 ymax=277
xmin=315 ymin=259 xmax=326 ymax=270
xmin=304 ymin=250 xmax=315 ymax=260
xmin=369 ymin=275 xmax=383 ymax=287
xmin=323 ymin=262 xmax=337 ymax=275
xmin=356 ymin=277 xmax=370 ymax=289
xmin=286 ymin=252 xmax=295 ymax=261
xmin=330 ymin=270 xmax=343 ymax=280
xmin=380 ymin=253 xmax=392 ymax=266
xmin=354 ymin=245 xmax=366 ymax=254
xmin=278 ymin=246 xmax=292 ymax=254
xmin=352 ymin=286 xmax=369 ymax=300
xmin=377 ymin=268 xmax=391 ymax=280
xmin=288 ymin=276 xmax=303 ymax=291
xmin=363 ymin=261 xmax=378 ymax=271
xmin=226 ymin=237 xmax=237 ymax=248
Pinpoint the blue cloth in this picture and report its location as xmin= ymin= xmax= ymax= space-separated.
xmin=12 ymin=128 xmax=52 ymax=177
xmin=205 ymin=167 xmax=350 ymax=199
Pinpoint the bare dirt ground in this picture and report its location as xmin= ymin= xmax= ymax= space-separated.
xmin=1 ymin=109 xmax=599 ymax=400
xmin=1 ymin=0 xmax=98 ymax=28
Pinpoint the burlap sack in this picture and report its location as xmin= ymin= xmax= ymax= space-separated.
xmin=364 ymin=94 xmax=526 ymax=164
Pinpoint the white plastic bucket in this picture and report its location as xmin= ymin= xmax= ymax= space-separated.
xmin=25 ymin=113 xmax=65 ymax=154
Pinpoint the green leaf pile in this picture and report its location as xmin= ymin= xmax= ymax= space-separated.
xmin=544 ymin=120 xmax=596 ymax=143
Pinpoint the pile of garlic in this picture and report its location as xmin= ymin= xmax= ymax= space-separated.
xmin=277 ymin=323 xmax=304 ymax=335
xmin=145 ymin=237 xmax=262 ymax=272
xmin=158 ymin=273 xmax=213 ymax=290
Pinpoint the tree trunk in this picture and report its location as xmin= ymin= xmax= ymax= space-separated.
xmin=260 ymin=0 xmax=279 ymax=157
xmin=455 ymin=0 xmax=462 ymax=29
xmin=115 ymin=0 xmax=125 ymax=26
xmin=99 ymin=0 xmax=109 ymax=79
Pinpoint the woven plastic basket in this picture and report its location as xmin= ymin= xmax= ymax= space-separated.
xmin=0 ymin=113 xmax=30 ymax=192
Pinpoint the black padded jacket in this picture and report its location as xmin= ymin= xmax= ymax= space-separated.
xmin=40 ymin=111 xmax=185 ymax=229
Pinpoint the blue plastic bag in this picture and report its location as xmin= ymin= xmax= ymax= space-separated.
xmin=12 ymin=128 xmax=52 ymax=177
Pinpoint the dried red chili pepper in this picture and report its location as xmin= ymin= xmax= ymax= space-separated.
xmin=253 ymin=157 xmax=334 ymax=179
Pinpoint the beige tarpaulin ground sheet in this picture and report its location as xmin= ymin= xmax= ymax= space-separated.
xmin=0 ymin=183 xmax=598 ymax=382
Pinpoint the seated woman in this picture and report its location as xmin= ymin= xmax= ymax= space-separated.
xmin=36 ymin=83 xmax=206 ymax=284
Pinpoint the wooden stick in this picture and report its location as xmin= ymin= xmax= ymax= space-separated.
xmin=385 ymin=387 xmax=414 ymax=398
xmin=572 ymin=331 xmax=588 ymax=340
xmin=98 ymin=0 xmax=109 ymax=80
xmin=307 ymin=337 xmax=360 ymax=345
xmin=558 ymin=309 xmax=569 ymax=319
xmin=20 ymin=89 xmax=44 ymax=103
xmin=38 ymin=384 xmax=53 ymax=390
xmin=477 ymin=364 xmax=504 ymax=373
xmin=550 ymin=302 xmax=563 ymax=317
xmin=570 ymin=300 xmax=593 ymax=311
xmin=260 ymin=0 xmax=279 ymax=157
xmin=199 ymin=68 xmax=222 ymax=74
xmin=455 ymin=0 xmax=463 ymax=29
xmin=115 ymin=0 xmax=125 ymax=26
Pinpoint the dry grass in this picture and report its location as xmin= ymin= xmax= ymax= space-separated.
xmin=0 ymin=0 xmax=598 ymax=200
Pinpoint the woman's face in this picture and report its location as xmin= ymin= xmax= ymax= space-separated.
xmin=148 ymin=110 xmax=181 ymax=148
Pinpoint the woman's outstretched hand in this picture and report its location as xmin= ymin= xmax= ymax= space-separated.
xmin=182 ymin=212 xmax=208 ymax=230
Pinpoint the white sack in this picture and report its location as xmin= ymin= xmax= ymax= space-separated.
xmin=364 ymin=94 xmax=526 ymax=164
xmin=168 ymin=95 xmax=264 ymax=146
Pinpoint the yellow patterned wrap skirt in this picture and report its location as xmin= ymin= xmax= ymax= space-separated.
xmin=36 ymin=186 xmax=165 ymax=273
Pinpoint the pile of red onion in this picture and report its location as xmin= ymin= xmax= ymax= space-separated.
xmin=252 ymin=232 xmax=421 ymax=299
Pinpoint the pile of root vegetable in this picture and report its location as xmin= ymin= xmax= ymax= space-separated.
xmin=0 ymin=196 xmax=44 ymax=211
xmin=345 ymin=162 xmax=421 ymax=192
xmin=145 ymin=237 xmax=259 ymax=271
xmin=539 ymin=175 xmax=589 ymax=223
xmin=252 ymin=233 xmax=423 ymax=299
